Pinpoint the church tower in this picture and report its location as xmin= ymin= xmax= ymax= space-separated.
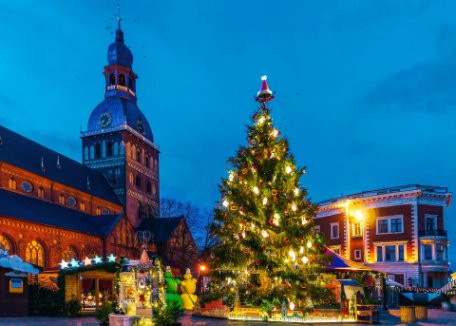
xmin=81 ymin=22 xmax=159 ymax=228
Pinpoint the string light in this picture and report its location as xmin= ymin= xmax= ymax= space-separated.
xmin=291 ymin=204 xmax=297 ymax=211
xmin=302 ymin=218 xmax=308 ymax=225
xmin=229 ymin=172 xmax=234 ymax=182
xmin=271 ymin=129 xmax=279 ymax=138
xmin=253 ymin=186 xmax=259 ymax=194
xmin=294 ymin=188 xmax=300 ymax=195
xmin=263 ymin=197 xmax=268 ymax=205
xmin=307 ymin=240 xmax=312 ymax=248
xmin=285 ymin=166 xmax=292 ymax=174
xmin=257 ymin=116 xmax=266 ymax=125
xmin=262 ymin=230 xmax=269 ymax=238
xmin=299 ymin=246 xmax=304 ymax=254
xmin=273 ymin=213 xmax=280 ymax=226
xmin=301 ymin=256 xmax=309 ymax=264
xmin=288 ymin=249 xmax=296 ymax=262
xmin=223 ymin=200 xmax=229 ymax=208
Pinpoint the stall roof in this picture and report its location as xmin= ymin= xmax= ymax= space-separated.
xmin=339 ymin=279 xmax=363 ymax=287
xmin=326 ymin=249 xmax=383 ymax=273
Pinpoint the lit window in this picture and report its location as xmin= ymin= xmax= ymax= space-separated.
xmin=377 ymin=246 xmax=383 ymax=262
xmin=437 ymin=244 xmax=445 ymax=261
xmin=62 ymin=246 xmax=78 ymax=261
xmin=38 ymin=187 xmax=45 ymax=199
xmin=25 ymin=240 xmax=45 ymax=267
xmin=377 ymin=216 xmax=403 ymax=234
xmin=385 ymin=245 xmax=396 ymax=261
xmin=80 ymin=201 xmax=86 ymax=211
xmin=129 ymin=173 xmax=134 ymax=185
xmin=96 ymin=207 xmax=101 ymax=215
xmin=0 ymin=234 xmax=13 ymax=252
xmin=330 ymin=223 xmax=339 ymax=239
xmin=8 ymin=178 xmax=16 ymax=190
xmin=59 ymin=194 xmax=65 ymax=205
xmin=352 ymin=222 xmax=362 ymax=237
xmin=377 ymin=244 xmax=406 ymax=262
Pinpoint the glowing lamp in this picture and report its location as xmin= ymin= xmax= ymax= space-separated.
xmin=355 ymin=210 xmax=364 ymax=221
xmin=199 ymin=264 xmax=207 ymax=272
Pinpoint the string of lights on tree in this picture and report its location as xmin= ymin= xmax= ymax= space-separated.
xmin=209 ymin=76 xmax=334 ymax=311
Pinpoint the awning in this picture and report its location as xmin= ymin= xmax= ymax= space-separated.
xmin=339 ymin=279 xmax=363 ymax=287
xmin=325 ymin=249 xmax=379 ymax=272
xmin=386 ymin=279 xmax=404 ymax=288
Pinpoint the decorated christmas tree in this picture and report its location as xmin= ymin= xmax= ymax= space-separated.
xmin=210 ymin=76 xmax=333 ymax=311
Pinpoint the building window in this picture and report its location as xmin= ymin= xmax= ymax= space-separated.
xmin=62 ymin=246 xmax=78 ymax=261
xmin=129 ymin=173 xmax=134 ymax=185
xmin=354 ymin=249 xmax=361 ymax=260
xmin=0 ymin=234 xmax=13 ymax=253
xmin=109 ymin=73 xmax=115 ymax=85
xmin=113 ymin=142 xmax=119 ymax=156
xmin=90 ymin=145 xmax=95 ymax=159
xmin=424 ymin=244 xmax=433 ymax=260
xmin=136 ymin=149 xmax=142 ymax=163
xmin=96 ymin=207 xmax=101 ymax=215
xmin=377 ymin=216 xmax=403 ymax=234
xmin=145 ymin=156 xmax=150 ymax=168
xmin=436 ymin=244 xmax=445 ymax=261
xmin=377 ymin=244 xmax=405 ymax=262
xmin=95 ymin=143 xmax=101 ymax=159
xmin=25 ymin=240 xmax=45 ymax=267
xmin=115 ymin=168 xmax=121 ymax=175
xmin=330 ymin=223 xmax=339 ymax=239
xmin=135 ymin=175 xmax=141 ymax=189
xmin=84 ymin=146 xmax=89 ymax=160
xmin=425 ymin=215 xmax=437 ymax=231
xmin=38 ymin=187 xmax=44 ymax=198
xmin=80 ymin=201 xmax=86 ymax=211
xmin=352 ymin=222 xmax=362 ymax=237
xmin=146 ymin=181 xmax=152 ymax=194
xmin=68 ymin=196 xmax=77 ymax=207
xmin=119 ymin=74 xmax=125 ymax=86
xmin=394 ymin=274 xmax=405 ymax=285
xmin=59 ymin=194 xmax=65 ymax=205
xmin=106 ymin=142 xmax=113 ymax=157
xmin=102 ymin=208 xmax=110 ymax=215
xmin=8 ymin=178 xmax=16 ymax=190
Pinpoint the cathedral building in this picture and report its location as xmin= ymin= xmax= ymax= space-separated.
xmin=0 ymin=23 xmax=191 ymax=276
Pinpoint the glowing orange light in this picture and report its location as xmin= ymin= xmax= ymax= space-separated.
xmin=199 ymin=264 xmax=207 ymax=272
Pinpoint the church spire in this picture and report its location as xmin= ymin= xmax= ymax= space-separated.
xmin=115 ymin=0 xmax=124 ymax=43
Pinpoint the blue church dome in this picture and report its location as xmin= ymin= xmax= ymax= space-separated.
xmin=107 ymin=29 xmax=133 ymax=68
xmin=87 ymin=97 xmax=154 ymax=142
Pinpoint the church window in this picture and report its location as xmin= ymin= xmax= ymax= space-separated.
xmin=146 ymin=182 xmax=152 ymax=194
xmin=95 ymin=143 xmax=101 ymax=159
xmin=115 ymin=168 xmax=121 ymax=175
xmin=68 ymin=196 xmax=77 ymax=207
xmin=145 ymin=156 xmax=150 ymax=168
xmin=25 ymin=240 xmax=45 ymax=267
xmin=0 ymin=234 xmax=13 ymax=253
xmin=102 ymin=208 xmax=110 ymax=215
xmin=153 ymin=184 xmax=157 ymax=195
xmin=101 ymin=140 xmax=106 ymax=157
xmin=59 ymin=194 xmax=65 ymax=205
xmin=80 ymin=201 xmax=86 ymax=211
xmin=120 ymin=141 xmax=125 ymax=155
xmin=135 ymin=175 xmax=142 ymax=189
xmin=96 ymin=207 xmax=101 ymax=215
xmin=136 ymin=149 xmax=142 ymax=163
xmin=113 ymin=142 xmax=119 ymax=156
xmin=129 ymin=173 xmax=134 ymax=185
xmin=106 ymin=142 xmax=113 ymax=157
xmin=21 ymin=181 xmax=33 ymax=193
xmin=128 ymin=77 xmax=133 ymax=89
xmin=84 ymin=146 xmax=89 ymax=160
xmin=118 ymin=74 xmax=125 ymax=86
xmin=109 ymin=73 xmax=115 ymax=85
xmin=112 ymin=175 xmax=117 ymax=185
xmin=8 ymin=178 xmax=16 ymax=190
xmin=62 ymin=246 xmax=78 ymax=261
xmin=38 ymin=187 xmax=45 ymax=199
xmin=131 ymin=145 xmax=136 ymax=159
xmin=90 ymin=145 xmax=95 ymax=159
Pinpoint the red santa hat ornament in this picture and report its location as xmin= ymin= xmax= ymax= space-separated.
xmin=255 ymin=75 xmax=274 ymax=103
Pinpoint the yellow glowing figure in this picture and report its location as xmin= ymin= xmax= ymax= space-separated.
xmin=180 ymin=268 xmax=198 ymax=310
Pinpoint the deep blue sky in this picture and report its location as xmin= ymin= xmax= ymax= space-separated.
xmin=2 ymin=1 xmax=456 ymax=261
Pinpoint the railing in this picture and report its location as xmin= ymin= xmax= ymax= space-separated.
xmin=418 ymin=230 xmax=447 ymax=237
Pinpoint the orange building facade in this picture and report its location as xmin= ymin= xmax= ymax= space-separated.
xmin=315 ymin=184 xmax=452 ymax=288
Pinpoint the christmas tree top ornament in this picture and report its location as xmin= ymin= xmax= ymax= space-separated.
xmin=256 ymin=75 xmax=274 ymax=103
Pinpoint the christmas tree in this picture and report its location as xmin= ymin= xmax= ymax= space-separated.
xmin=210 ymin=76 xmax=333 ymax=311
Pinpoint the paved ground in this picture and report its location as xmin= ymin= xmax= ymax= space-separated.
xmin=0 ymin=308 xmax=456 ymax=325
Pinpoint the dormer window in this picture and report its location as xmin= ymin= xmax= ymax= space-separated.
xmin=118 ymin=74 xmax=125 ymax=86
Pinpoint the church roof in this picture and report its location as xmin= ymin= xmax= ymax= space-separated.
xmin=107 ymin=29 xmax=133 ymax=68
xmin=0 ymin=125 xmax=121 ymax=205
xmin=0 ymin=188 xmax=123 ymax=237
xmin=86 ymin=96 xmax=154 ymax=142
xmin=137 ymin=217 xmax=183 ymax=244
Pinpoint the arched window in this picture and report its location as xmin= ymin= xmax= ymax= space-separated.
xmin=128 ymin=77 xmax=133 ymax=89
xmin=96 ymin=207 xmax=101 ymax=215
xmin=62 ymin=246 xmax=78 ymax=261
xmin=84 ymin=146 xmax=89 ymax=160
xmin=135 ymin=175 xmax=141 ymax=189
xmin=25 ymin=240 xmax=45 ymax=267
xmin=136 ymin=149 xmax=142 ymax=163
xmin=146 ymin=182 xmax=152 ymax=194
xmin=131 ymin=145 xmax=136 ymax=160
xmin=8 ymin=178 xmax=16 ymax=190
xmin=38 ymin=187 xmax=45 ymax=199
xmin=0 ymin=234 xmax=13 ymax=253
xmin=59 ymin=194 xmax=65 ymax=205
xmin=129 ymin=173 xmax=134 ymax=185
xmin=90 ymin=145 xmax=95 ymax=159
xmin=120 ymin=141 xmax=125 ymax=155
xmin=95 ymin=143 xmax=101 ymax=159
xmin=145 ymin=156 xmax=150 ymax=168
xmin=80 ymin=201 xmax=86 ymax=211
xmin=118 ymin=74 xmax=125 ymax=86
xmin=113 ymin=142 xmax=119 ymax=156
xmin=106 ymin=141 xmax=113 ymax=157
xmin=152 ymin=184 xmax=157 ymax=195
xmin=101 ymin=140 xmax=106 ymax=157
xmin=109 ymin=73 xmax=116 ymax=85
